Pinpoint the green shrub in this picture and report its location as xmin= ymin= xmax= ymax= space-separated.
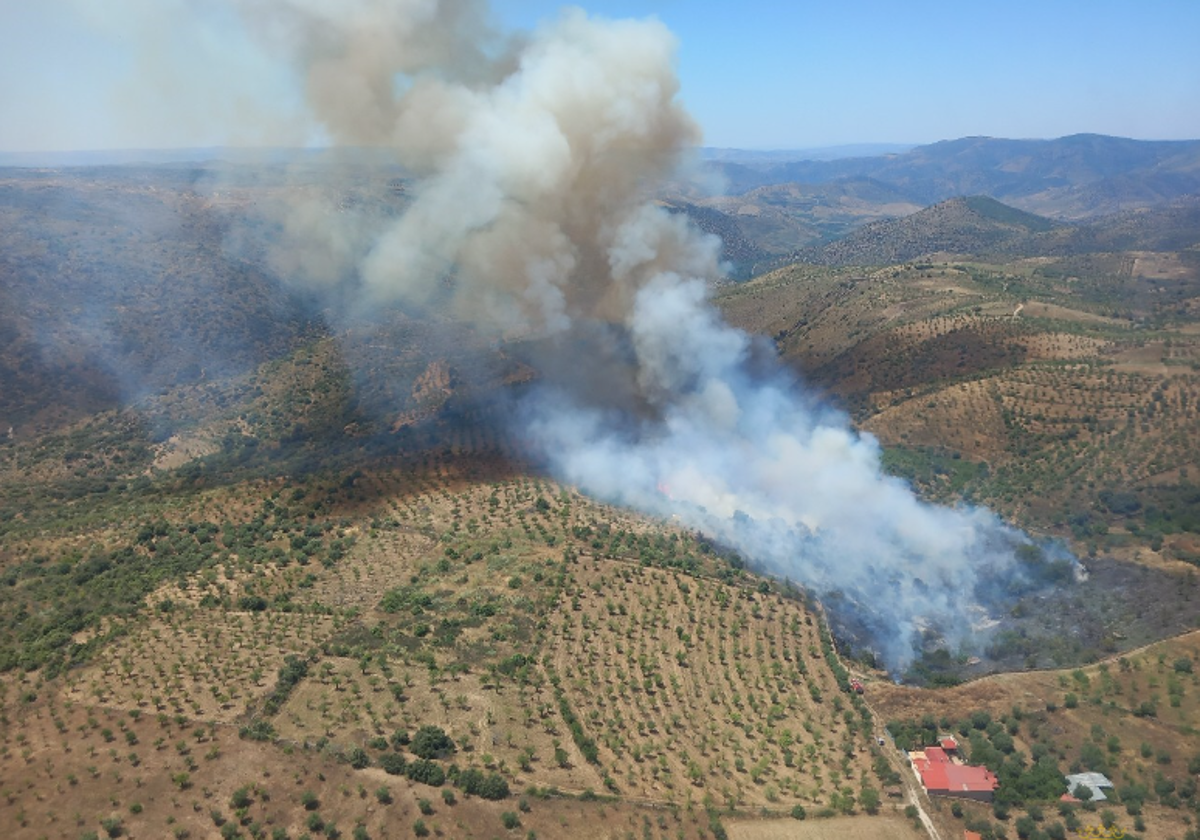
xmin=378 ymin=753 xmax=407 ymax=775
xmin=405 ymin=759 xmax=445 ymax=787
xmin=230 ymin=787 xmax=252 ymax=809
xmin=410 ymin=726 xmax=455 ymax=759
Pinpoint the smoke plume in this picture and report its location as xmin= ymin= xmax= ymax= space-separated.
xmin=161 ymin=0 xmax=1070 ymax=670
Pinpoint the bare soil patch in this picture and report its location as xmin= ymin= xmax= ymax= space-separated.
xmin=727 ymin=813 xmax=926 ymax=839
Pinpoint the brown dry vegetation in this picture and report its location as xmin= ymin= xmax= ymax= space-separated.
xmin=715 ymin=255 xmax=1200 ymax=685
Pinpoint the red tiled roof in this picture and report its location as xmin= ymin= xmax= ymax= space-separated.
xmin=941 ymin=736 xmax=958 ymax=750
xmin=913 ymin=746 xmax=999 ymax=794
xmin=965 ymin=832 xmax=984 ymax=840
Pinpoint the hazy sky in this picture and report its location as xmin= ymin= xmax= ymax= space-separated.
xmin=2 ymin=0 xmax=1198 ymax=152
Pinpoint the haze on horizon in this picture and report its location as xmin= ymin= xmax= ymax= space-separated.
xmin=2 ymin=0 xmax=1198 ymax=155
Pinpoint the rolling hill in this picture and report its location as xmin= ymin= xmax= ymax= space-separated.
xmin=663 ymin=177 xmax=924 ymax=276
xmin=787 ymin=193 xmax=1200 ymax=269
xmin=664 ymin=134 xmax=1200 ymax=274
xmin=795 ymin=196 xmax=1062 ymax=266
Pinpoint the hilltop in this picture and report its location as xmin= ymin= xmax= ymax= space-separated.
xmin=795 ymin=196 xmax=1061 ymax=266
xmin=774 ymin=193 xmax=1200 ymax=269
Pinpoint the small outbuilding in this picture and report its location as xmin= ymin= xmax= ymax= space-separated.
xmin=1064 ymin=772 xmax=1114 ymax=802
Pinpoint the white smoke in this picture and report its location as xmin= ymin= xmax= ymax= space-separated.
xmin=519 ymin=272 xmax=1051 ymax=669
xmin=99 ymin=0 xmax=1067 ymax=671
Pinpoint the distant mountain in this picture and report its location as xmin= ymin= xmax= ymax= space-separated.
xmin=708 ymin=134 xmax=1200 ymax=219
xmin=739 ymin=176 xmax=918 ymax=213
xmin=8 ymin=136 xmax=1197 ymax=224
xmin=0 ymin=147 xmax=310 ymax=168
xmin=0 ymin=146 xmax=403 ymax=168
xmin=699 ymin=143 xmax=916 ymax=164
xmin=662 ymin=135 xmax=1200 ymax=267
xmin=798 ymin=196 xmax=1062 ymax=266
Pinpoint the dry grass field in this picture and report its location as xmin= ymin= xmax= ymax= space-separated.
xmin=727 ymin=813 xmax=926 ymax=840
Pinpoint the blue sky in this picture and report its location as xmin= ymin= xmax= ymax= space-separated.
xmin=3 ymin=0 xmax=1198 ymax=152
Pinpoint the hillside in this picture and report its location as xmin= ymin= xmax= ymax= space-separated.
xmin=796 ymin=196 xmax=1061 ymax=266
xmin=0 ymin=154 xmax=910 ymax=836
xmin=661 ymin=177 xmax=923 ymax=276
xmin=0 ymin=347 xmax=894 ymax=838
xmin=717 ymin=254 xmax=1200 ymax=658
xmin=1048 ymin=193 xmax=1200 ymax=254
xmin=775 ymin=193 xmax=1200 ymax=270
xmin=661 ymin=199 xmax=778 ymax=273
xmin=0 ymin=166 xmax=333 ymax=431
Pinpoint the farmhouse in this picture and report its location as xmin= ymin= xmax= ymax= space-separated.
xmin=910 ymin=740 xmax=999 ymax=802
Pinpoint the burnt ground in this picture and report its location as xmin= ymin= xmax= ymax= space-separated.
xmin=823 ymin=552 xmax=1200 ymax=685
